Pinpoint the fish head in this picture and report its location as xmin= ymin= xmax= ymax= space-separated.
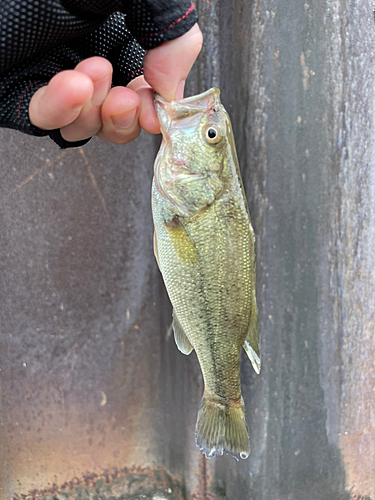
xmin=154 ymin=88 xmax=234 ymax=218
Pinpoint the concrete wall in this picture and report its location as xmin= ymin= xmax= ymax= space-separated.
xmin=1 ymin=0 xmax=374 ymax=498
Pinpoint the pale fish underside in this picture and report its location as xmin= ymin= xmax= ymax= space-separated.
xmin=151 ymin=88 xmax=260 ymax=460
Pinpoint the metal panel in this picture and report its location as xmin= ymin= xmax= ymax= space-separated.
xmin=1 ymin=0 xmax=374 ymax=498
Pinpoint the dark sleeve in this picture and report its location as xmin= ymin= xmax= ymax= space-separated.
xmin=125 ymin=1 xmax=198 ymax=50
xmin=0 ymin=0 xmax=198 ymax=148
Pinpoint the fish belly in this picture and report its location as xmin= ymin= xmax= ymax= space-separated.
xmin=152 ymin=181 xmax=255 ymax=400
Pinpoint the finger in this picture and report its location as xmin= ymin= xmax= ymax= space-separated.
xmin=29 ymin=71 xmax=94 ymax=130
xmin=143 ymin=23 xmax=203 ymax=102
xmin=127 ymin=76 xmax=160 ymax=135
xmin=97 ymin=86 xmax=141 ymax=144
xmin=74 ymin=57 xmax=113 ymax=106
xmin=60 ymin=57 xmax=112 ymax=142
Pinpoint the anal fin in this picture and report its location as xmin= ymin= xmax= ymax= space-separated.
xmin=243 ymin=297 xmax=261 ymax=374
xmin=171 ymin=310 xmax=193 ymax=355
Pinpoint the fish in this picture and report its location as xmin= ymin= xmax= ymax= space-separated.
xmin=151 ymin=88 xmax=260 ymax=460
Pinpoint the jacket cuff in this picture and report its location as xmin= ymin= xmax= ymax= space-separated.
xmin=48 ymin=129 xmax=91 ymax=149
xmin=0 ymin=78 xmax=91 ymax=148
xmin=126 ymin=1 xmax=198 ymax=50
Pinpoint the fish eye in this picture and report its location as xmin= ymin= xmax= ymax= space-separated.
xmin=204 ymin=125 xmax=222 ymax=145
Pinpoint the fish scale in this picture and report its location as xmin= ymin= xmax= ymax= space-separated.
xmin=152 ymin=88 xmax=260 ymax=460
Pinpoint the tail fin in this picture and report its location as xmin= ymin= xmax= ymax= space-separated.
xmin=195 ymin=392 xmax=249 ymax=460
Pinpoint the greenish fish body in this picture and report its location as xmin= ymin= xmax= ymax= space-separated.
xmin=152 ymin=88 xmax=260 ymax=460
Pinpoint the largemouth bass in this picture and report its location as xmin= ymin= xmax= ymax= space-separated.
xmin=152 ymin=88 xmax=260 ymax=460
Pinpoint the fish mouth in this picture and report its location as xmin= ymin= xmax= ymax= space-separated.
xmin=153 ymin=88 xmax=225 ymax=217
xmin=154 ymin=88 xmax=221 ymax=121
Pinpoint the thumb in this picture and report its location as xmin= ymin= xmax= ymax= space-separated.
xmin=143 ymin=23 xmax=203 ymax=102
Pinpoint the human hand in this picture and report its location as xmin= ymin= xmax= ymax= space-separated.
xmin=28 ymin=23 xmax=202 ymax=144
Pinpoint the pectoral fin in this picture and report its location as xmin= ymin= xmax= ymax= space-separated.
xmin=243 ymin=299 xmax=260 ymax=374
xmin=172 ymin=310 xmax=193 ymax=355
xmin=165 ymin=219 xmax=198 ymax=265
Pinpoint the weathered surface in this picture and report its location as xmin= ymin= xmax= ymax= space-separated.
xmin=207 ymin=0 xmax=375 ymax=498
xmin=0 ymin=131 xmax=202 ymax=499
xmin=21 ymin=467 xmax=184 ymax=500
xmin=1 ymin=0 xmax=375 ymax=499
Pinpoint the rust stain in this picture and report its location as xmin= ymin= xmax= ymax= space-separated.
xmin=340 ymin=311 xmax=375 ymax=497
xmin=190 ymin=454 xmax=215 ymax=500
xmin=78 ymin=148 xmax=108 ymax=214
xmin=1 ymin=151 xmax=67 ymax=202
xmin=15 ymin=465 xmax=183 ymax=500
xmin=2 ymin=345 xmax=154 ymax=500
xmin=341 ymin=431 xmax=375 ymax=499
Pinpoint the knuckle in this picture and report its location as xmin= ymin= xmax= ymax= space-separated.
xmin=99 ymin=125 xmax=141 ymax=144
xmin=61 ymin=118 xmax=101 ymax=142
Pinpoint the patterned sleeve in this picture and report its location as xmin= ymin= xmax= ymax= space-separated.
xmin=0 ymin=0 xmax=198 ymax=148
xmin=125 ymin=1 xmax=197 ymax=50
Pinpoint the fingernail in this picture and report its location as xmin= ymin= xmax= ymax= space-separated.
xmin=92 ymin=76 xmax=111 ymax=106
xmin=112 ymin=108 xmax=137 ymax=129
xmin=175 ymin=80 xmax=185 ymax=101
